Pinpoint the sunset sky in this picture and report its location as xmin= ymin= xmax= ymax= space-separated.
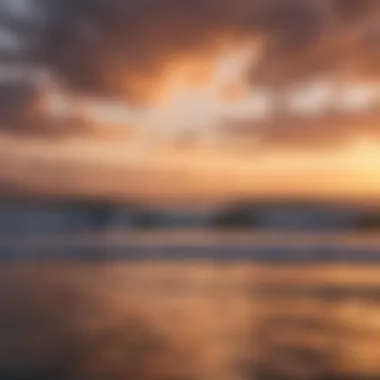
xmin=0 ymin=0 xmax=380 ymax=204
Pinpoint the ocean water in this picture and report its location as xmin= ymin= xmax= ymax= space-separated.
xmin=1 ymin=231 xmax=380 ymax=380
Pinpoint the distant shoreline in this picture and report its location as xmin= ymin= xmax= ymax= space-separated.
xmin=2 ymin=230 xmax=380 ymax=263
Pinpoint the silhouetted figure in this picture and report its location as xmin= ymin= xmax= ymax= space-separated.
xmin=357 ymin=212 xmax=380 ymax=231
xmin=213 ymin=203 xmax=258 ymax=229
xmin=82 ymin=204 xmax=113 ymax=261
xmin=89 ymin=204 xmax=113 ymax=231
xmin=134 ymin=209 xmax=161 ymax=229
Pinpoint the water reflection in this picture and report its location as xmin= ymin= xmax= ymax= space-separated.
xmin=2 ymin=235 xmax=380 ymax=379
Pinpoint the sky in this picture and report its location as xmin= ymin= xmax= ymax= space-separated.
xmin=0 ymin=0 xmax=380 ymax=204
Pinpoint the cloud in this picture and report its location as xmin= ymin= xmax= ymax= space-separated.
xmin=32 ymin=0 xmax=378 ymax=103
xmin=251 ymin=0 xmax=380 ymax=85
xmin=0 ymin=0 xmax=379 ymax=138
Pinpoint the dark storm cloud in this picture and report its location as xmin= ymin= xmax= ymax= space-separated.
xmin=31 ymin=0 xmax=378 ymax=103
xmin=1 ymin=0 xmax=379 ymax=104
xmin=252 ymin=0 xmax=380 ymax=85
xmin=38 ymin=0 xmax=248 ymax=102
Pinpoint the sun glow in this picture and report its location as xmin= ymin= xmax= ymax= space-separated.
xmin=344 ymin=137 xmax=380 ymax=169
xmin=148 ymin=42 xmax=260 ymax=122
